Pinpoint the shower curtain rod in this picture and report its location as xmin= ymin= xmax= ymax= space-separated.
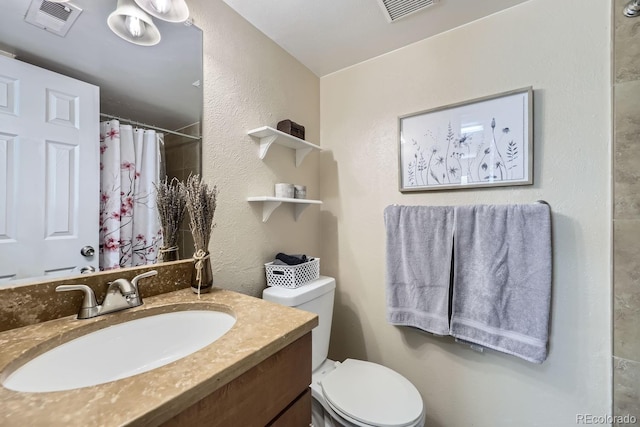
xmin=99 ymin=113 xmax=201 ymax=141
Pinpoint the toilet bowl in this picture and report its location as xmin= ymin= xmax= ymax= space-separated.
xmin=262 ymin=276 xmax=425 ymax=427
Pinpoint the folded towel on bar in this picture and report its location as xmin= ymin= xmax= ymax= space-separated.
xmin=384 ymin=205 xmax=454 ymax=336
xmin=450 ymin=204 xmax=552 ymax=363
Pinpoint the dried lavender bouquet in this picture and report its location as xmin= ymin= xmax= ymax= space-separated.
xmin=155 ymin=177 xmax=187 ymax=262
xmin=185 ymin=174 xmax=218 ymax=293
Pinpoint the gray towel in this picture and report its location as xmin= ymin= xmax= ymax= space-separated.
xmin=384 ymin=205 xmax=454 ymax=336
xmin=450 ymin=204 xmax=552 ymax=363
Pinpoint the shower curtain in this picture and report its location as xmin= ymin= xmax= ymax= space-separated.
xmin=99 ymin=120 xmax=163 ymax=270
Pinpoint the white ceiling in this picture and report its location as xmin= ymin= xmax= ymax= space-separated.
xmin=222 ymin=0 xmax=530 ymax=77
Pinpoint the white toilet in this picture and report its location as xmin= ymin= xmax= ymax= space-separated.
xmin=263 ymin=276 xmax=425 ymax=427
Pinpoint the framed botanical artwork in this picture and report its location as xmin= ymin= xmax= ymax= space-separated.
xmin=398 ymin=87 xmax=533 ymax=192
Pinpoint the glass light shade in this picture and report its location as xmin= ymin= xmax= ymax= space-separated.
xmin=125 ymin=16 xmax=145 ymax=38
xmin=150 ymin=0 xmax=171 ymax=14
xmin=107 ymin=0 xmax=161 ymax=46
xmin=134 ymin=0 xmax=189 ymax=23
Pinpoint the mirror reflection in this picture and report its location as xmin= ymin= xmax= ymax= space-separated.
xmin=0 ymin=0 xmax=203 ymax=285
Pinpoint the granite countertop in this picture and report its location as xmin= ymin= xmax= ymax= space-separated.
xmin=0 ymin=288 xmax=318 ymax=426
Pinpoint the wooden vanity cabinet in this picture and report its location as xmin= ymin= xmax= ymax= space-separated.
xmin=162 ymin=332 xmax=312 ymax=427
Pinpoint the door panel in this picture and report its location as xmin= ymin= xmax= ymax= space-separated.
xmin=46 ymin=89 xmax=79 ymax=128
xmin=0 ymin=132 xmax=17 ymax=243
xmin=45 ymin=140 xmax=77 ymax=238
xmin=0 ymin=75 xmax=18 ymax=115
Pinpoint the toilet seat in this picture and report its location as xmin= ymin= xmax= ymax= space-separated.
xmin=318 ymin=359 xmax=424 ymax=427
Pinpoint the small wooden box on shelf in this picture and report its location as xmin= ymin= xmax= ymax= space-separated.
xmin=277 ymin=119 xmax=305 ymax=140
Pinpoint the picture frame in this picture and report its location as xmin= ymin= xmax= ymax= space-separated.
xmin=398 ymin=87 xmax=533 ymax=192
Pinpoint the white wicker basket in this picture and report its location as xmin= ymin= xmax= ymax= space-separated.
xmin=265 ymin=258 xmax=320 ymax=288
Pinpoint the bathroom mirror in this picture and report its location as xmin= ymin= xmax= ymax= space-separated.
xmin=0 ymin=0 xmax=203 ymax=285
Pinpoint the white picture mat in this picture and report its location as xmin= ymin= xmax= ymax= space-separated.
xmin=399 ymin=88 xmax=532 ymax=191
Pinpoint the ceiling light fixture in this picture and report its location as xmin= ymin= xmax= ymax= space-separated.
xmin=624 ymin=0 xmax=640 ymax=17
xmin=107 ymin=0 xmax=161 ymax=46
xmin=133 ymin=0 xmax=189 ymax=23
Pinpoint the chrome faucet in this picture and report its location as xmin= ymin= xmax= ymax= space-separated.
xmin=56 ymin=270 xmax=158 ymax=319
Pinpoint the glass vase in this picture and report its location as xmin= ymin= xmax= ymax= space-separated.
xmin=191 ymin=250 xmax=213 ymax=294
xmin=159 ymin=245 xmax=179 ymax=262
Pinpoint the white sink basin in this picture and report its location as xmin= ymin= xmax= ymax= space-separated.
xmin=2 ymin=310 xmax=236 ymax=393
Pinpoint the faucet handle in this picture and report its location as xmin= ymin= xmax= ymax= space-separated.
xmin=131 ymin=270 xmax=157 ymax=290
xmin=56 ymin=285 xmax=98 ymax=319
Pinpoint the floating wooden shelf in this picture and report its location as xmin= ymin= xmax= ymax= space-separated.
xmin=247 ymin=126 xmax=320 ymax=167
xmin=247 ymin=196 xmax=322 ymax=222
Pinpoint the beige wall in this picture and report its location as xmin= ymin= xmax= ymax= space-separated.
xmin=319 ymin=0 xmax=611 ymax=425
xmin=612 ymin=0 xmax=640 ymax=420
xmin=189 ymin=0 xmax=321 ymax=296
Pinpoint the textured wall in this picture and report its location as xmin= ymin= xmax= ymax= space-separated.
xmin=613 ymin=0 xmax=640 ymax=421
xmin=319 ymin=0 xmax=611 ymax=425
xmin=188 ymin=0 xmax=321 ymax=296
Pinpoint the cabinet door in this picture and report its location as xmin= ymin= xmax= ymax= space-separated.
xmin=162 ymin=333 xmax=312 ymax=427
xmin=268 ymin=389 xmax=311 ymax=427
xmin=0 ymin=55 xmax=99 ymax=283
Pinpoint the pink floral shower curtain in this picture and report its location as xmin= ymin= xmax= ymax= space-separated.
xmin=99 ymin=120 xmax=163 ymax=270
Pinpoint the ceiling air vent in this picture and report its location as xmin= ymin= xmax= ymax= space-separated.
xmin=377 ymin=0 xmax=439 ymax=22
xmin=24 ymin=0 xmax=83 ymax=37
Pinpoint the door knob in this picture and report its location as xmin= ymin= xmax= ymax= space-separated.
xmin=80 ymin=246 xmax=95 ymax=257
xmin=80 ymin=266 xmax=96 ymax=274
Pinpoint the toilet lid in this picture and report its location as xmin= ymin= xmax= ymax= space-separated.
xmin=320 ymin=359 xmax=423 ymax=427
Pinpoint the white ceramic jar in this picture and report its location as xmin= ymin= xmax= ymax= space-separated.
xmin=275 ymin=183 xmax=295 ymax=198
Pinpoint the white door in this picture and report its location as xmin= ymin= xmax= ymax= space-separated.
xmin=0 ymin=55 xmax=99 ymax=283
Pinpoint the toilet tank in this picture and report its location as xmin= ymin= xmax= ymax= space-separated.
xmin=262 ymin=276 xmax=335 ymax=371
